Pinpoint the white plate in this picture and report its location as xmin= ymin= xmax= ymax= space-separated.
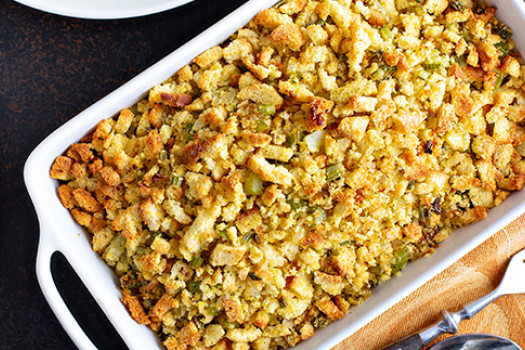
xmin=24 ymin=0 xmax=525 ymax=349
xmin=13 ymin=0 xmax=195 ymax=19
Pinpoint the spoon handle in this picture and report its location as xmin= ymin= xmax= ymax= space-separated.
xmin=381 ymin=288 xmax=503 ymax=350
xmin=418 ymin=288 xmax=503 ymax=344
xmin=381 ymin=248 xmax=525 ymax=350
xmin=462 ymin=288 xmax=502 ymax=318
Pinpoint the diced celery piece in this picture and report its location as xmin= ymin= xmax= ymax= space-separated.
xmin=170 ymin=175 xmax=183 ymax=187
xmin=424 ymin=62 xmax=442 ymax=70
xmin=391 ymin=246 xmax=409 ymax=274
xmin=326 ymin=163 xmax=344 ymax=181
xmin=104 ymin=233 xmax=126 ymax=262
xmin=189 ymin=255 xmax=204 ymax=269
xmin=289 ymin=71 xmax=301 ymax=83
xmin=256 ymin=119 xmax=270 ymax=132
xmin=244 ymin=172 xmax=263 ymax=195
xmin=188 ymin=281 xmax=201 ymax=294
xmin=287 ymin=196 xmax=307 ymax=210
xmin=380 ymin=26 xmax=392 ymax=41
xmin=494 ymin=75 xmax=504 ymax=90
xmin=287 ymin=130 xmax=302 ymax=147
xmin=258 ymin=103 xmax=275 ymax=116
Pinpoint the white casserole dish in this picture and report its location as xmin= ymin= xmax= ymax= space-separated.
xmin=24 ymin=0 xmax=525 ymax=349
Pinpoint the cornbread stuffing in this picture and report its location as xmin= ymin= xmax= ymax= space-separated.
xmin=51 ymin=0 xmax=525 ymax=348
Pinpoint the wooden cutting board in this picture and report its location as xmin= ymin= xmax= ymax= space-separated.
xmin=335 ymin=214 xmax=525 ymax=350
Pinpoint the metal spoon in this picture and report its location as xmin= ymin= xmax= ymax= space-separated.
xmin=428 ymin=333 xmax=522 ymax=350
xmin=381 ymin=248 xmax=525 ymax=350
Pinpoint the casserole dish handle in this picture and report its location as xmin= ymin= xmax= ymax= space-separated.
xmin=36 ymin=229 xmax=98 ymax=350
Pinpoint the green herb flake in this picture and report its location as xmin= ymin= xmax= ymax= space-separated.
xmin=326 ymin=248 xmax=338 ymax=257
xmin=218 ymin=230 xmax=229 ymax=241
xmin=289 ymin=72 xmax=302 ymax=84
xmin=326 ymin=162 xmax=344 ymax=182
xmin=287 ymin=130 xmax=303 ymax=147
xmin=380 ymin=64 xmax=397 ymax=79
xmin=184 ymin=122 xmax=195 ymax=141
xmin=449 ymin=0 xmax=464 ymax=11
xmin=146 ymin=232 xmax=160 ymax=246
xmin=248 ymin=272 xmax=262 ymax=281
xmin=340 ymin=240 xmax=352 ymax=246
xmin=419 ymin=206 xmax=428 ymax=222
xmin=287 ymin=196 xmax=308 ymax=210
xmin=226 ymin=103 xmax=236 ymax=112
xmin=170 ymin=175 xmax=183 ymax=187
xmin=495 ymin=42 xmax=509 ymax=58
xmin=454 ymin=55 xmax=467 ymax=67
xmin=188 ymin=281 xmax=201 ymax=294
xmin=494 ymin=75 xmax=504 ymax=91
xmin=313 ymin=315 xmax=329 ymax=329
xmin=223 ymin=320 xmax=240 ymax=329
xmin=494 ymin=23 xmax=512 ymax=41
xmin=189 ymin=255 xmax=204 ymax=269
xmin=370 ymin=50 xmax=384 ymax=64
xmin=207 ymin=305 xmax=222 ymax=316
xmin=242 ymin=232 xmax=253 ymax=243
xmin=424 ymin=62 xmax=442 ymax=70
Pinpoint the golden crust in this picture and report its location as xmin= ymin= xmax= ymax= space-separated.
xmin=270 ymin=24 xmax=304 ymax=51
xmin=478 ymin=42 xmax=500 ymax=72
xmin=99 ymin=166 xmax=120 ymax=186
xmin=70 ymin=208 xmax=91 ymax=227
xmin=178 ymin=322 xmax=200 ymax=346
xmin=316 ymin=297 xmax=344 ymax=321
xmin=240 ymin=131 xmax=272 ymax=147
xmin=121 ymin=294 xmax=150 ymax=325
xmin=51 ymin=0 xmax=525 ymax=349
xmin=72 ymin=188 xmax=101 ymax=213
xmin=67 ymin=143 xmax=94 ymax=163
xmin=50 ymin=156 xmax=73 ymax=180
xmin=57 ymin=184 xmax=76 ymax=209
xmin=223 ymin=298 xmax=243 ymax=323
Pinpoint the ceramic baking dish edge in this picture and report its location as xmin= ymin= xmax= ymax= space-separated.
xmin=24 ymin=0 xmax=525 ymax=349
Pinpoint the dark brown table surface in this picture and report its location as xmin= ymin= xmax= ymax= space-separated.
xmin=0 ymin=0 xmax=246 ymax=348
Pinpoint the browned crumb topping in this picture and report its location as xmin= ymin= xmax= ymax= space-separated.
xmin=51 ymin=0 xmax=525 ymax=349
